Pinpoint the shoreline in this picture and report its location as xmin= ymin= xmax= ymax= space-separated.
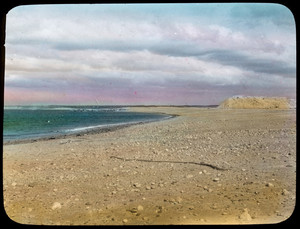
xmin=3 ymin=107 xmax=296 ymax=225
xmin=3 ymin=111 xmax=178 ymax=145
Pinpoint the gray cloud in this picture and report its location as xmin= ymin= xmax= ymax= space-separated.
xmin=197 ymin=50 xmax=296 ymax=77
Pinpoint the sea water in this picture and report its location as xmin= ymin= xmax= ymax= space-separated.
xmin=3 ymin=106 xmax=170 ymax=142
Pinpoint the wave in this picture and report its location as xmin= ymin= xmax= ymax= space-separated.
xmin=66 ymin=115 xmax=173 ymax=133
xmin=4 ymin=106 xmax=128 ymax=112
xmin=66 ymin=121 xmax=140 ymax=133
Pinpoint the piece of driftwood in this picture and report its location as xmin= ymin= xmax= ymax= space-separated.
xmin=110 ymin=155 xmax=228 ymax=171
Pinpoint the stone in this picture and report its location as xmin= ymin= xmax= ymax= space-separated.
xmin=282 ymin=189 xmax=289 ymax=196
xmin=239 ymin=208 xmax=252 ymax=221
xmin=133 ymin=183 xmax=142 ymax=188
xmin=186 ymin=174 xmax=194 ymax=179
xmin=129 ymin=208 xmax=138 ymax=213
xmin=176 ymin=197 xmax=183 ymax=203
xmin=146 ymin=186 xmax=151 ymax=190
xmin=266 ymin=183 xmax=274 ymax=187
xmin=122 ymin=219 xmax=128 ymax=223
xmin=51 ymin=202 xmax=62 ymax=210
xmin=137 ymin=205 xmax=144 ymax=211
xmin=213 ymin=178 xmax=220 ymax=182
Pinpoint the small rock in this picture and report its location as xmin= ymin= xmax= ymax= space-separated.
xmin=51 ymin=202 xmax=62 ymax=210
xmin=133 ymin=183 xmax=142 ymax=188
xmin=188 ymin=206 xmax=194 ymax=210
xmin=128 ymin=208 xmax=138 ymax=213
xmin=239 ymin=208 xmax=252 ymax=221
xmin=146 ymin=186 xmax=151 ymax=190
xmin=266 ymin=183 xmax=274 ymax=187
xmin=282 ymin=189 xmax=289 ymax=196
xmin=122 ymin=219 xmax=128 ymax=223
xmin=186 ymin=174 xmax=194 ymax=179
xmin=213 ymin=178 xmax=220 ymax=182
xmin=28 ymin=183 xmax=35 ymax=188
xmin=156 ymin=206 xmax=164 ymax=213
xmin=137 ymin=205 xmax=144 ymax=211
xmin=176 ymin=197 xmax=183 ymax=203
xmin=11 ymin=182 xmax=17 ymax=187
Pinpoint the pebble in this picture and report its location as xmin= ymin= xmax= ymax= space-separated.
xmin=176 ymin=197 xmax=183 ymax=203
xmin=133 ymin=183 xmax=142 ymax=188
xmin=128 ymin=208 xmax=138 ymax=213
xmin=213 ymin=178 xmax=220 ymax=182
xmin=51 ymin=202 xmax=62 ymax=210
xmin=186 ymin=174 xmax=194 ymax=179
xmin=266 ymin=183 xmax=274 ymax=187
xmin=239 ymin=208 xmax=252 ymax=221
xmin=137 ymin=205 xmax=144 ymax=211
xmin=282 ymin=189 xmax=289 ymax=196
xmin=156 ymin=206 xmax=164 ymax=213
xmin=122 ymin=219 xmax=128 ymax=223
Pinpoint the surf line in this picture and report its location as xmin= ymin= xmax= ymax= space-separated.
xmin=110 ymin=155 xmax=228 ymax=171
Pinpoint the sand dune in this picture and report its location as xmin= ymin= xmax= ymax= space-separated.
xmin=218 ymin=96 xmax=292 ymax=109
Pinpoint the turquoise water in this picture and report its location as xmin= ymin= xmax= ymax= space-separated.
xmin=3 ymin=106 xmax=170 ymax=142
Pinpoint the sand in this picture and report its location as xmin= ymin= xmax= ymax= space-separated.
xmin=3 ymin=107 xmax=296 ymax=225
xmin=218 ymin=96 xmax=291 ymax=109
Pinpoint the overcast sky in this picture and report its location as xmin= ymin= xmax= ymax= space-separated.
xmin=4 ymin=3 xmax=296 ymax=105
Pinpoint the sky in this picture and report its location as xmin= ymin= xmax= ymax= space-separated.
xmin=4 ymin=3 xmax=296 ymax=105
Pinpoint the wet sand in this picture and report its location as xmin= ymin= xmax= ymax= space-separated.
xmin=3 ymin=107 xmax=296 ymax=225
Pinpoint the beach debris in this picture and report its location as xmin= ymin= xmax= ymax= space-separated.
xmin=110 ymin=156 xmax=228 ymax=171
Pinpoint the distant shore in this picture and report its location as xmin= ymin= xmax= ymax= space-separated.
xmin=3 ymin=107 xmax=296 ymax=225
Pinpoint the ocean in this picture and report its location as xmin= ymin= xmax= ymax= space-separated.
xmin=3 ymin=106 xmax=171 ymax=142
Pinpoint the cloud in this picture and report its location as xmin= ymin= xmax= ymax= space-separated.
xmin=197 ymin=50 xmax=296 ymax=77
xmin=4 ymin=3 xmax=296 ymax=105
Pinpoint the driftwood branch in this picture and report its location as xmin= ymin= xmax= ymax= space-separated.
xmin=110 ymin=156 xmax=228 ymax=171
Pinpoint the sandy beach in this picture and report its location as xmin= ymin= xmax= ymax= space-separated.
xmin=3 ymin=106 xmax=296 ymax=225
